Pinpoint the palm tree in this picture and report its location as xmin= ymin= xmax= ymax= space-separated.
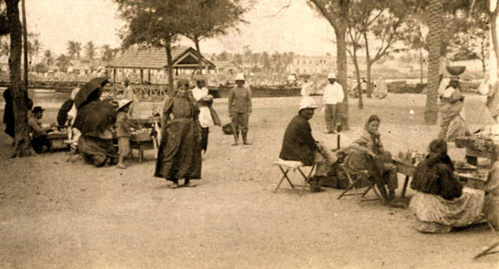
xmin=101 ymin=44 xmax=114 ymax=63
xmin=85 ymin=41 xmax=96 ymax=60
xmin=27 ymin=36 xmax=41 ymax=64
xmin=425 ymin=0 xmax=444 ymax=124
xmin=55 ymin=54 xmax=69 ymax=72
xmin=67 ymin=40 xmax=82 ymax=59
xmin=43 ymin=49 xmax=53 ymax=68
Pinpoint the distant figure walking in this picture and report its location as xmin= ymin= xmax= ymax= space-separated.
xmin=229 ymin=73 xmax=252 ymax=145
xmin=322 ymin=72 xmax=344 ymax=134
xmin=300 ymin=75 xmax=314 ymax=97
xmin=192 ymin=77 xmax=221 ymax=154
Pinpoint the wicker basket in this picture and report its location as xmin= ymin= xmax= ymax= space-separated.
xmin=446 ymin=66 xmax=466 ymax=76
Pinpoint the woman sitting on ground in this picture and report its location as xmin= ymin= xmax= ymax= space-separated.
xmin=343 ymin=114 xmax=398 ymax=203
xmin=409 ymin=138 xmax=485 ymax=233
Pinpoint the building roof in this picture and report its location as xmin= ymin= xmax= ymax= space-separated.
xmin=107 ymin=46 xmax=216 ymax=70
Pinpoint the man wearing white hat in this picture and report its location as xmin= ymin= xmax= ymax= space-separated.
xmin=279 ymin=97 xmax=337 ymax=187
xmin=228 ymin=73 xmax=252 ymax=145
xmin=322 ymin=72 xmax=344 ymax=134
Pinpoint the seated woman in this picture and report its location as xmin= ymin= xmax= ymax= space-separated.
xmin=343 ymin=114 xmax=398 ymax=202
xmin=409 ymin=138 xmax=485 ymax=233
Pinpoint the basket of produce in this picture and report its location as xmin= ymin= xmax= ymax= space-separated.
xmin=446 ymin=66 xmax=466 ymax=76
xmin=467 ymin=136 xmax=496 ymax=153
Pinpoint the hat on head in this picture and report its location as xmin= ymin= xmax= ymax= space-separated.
xmin=195 ymin=76 xmax=206 ymax=83
xmin=299 ymin=97 xmax=318 ymax=111
xmin=450 ymin=76 xmax=460 ymax=82
xmin=117 ymin=99 xmax=133 ymax=111
xmin=235 ymin=73 xmax=245 ymax=81
xmin=327 ymin=72 xmax=336 ymax=79
xmin=32 ymin=106 xmax=45 ymax=113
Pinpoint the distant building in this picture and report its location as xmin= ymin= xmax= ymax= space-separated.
xmin=67 ymin=58 xmax=97 ymax=74
xmin=214 ymin=60 xmax=241 ymax=75
xmin=289 ymin=55 xmax=334 ymax=75
xmin=107 ymin=46 xmax=216 ymax=84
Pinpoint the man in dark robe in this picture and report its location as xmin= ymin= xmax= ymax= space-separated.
xmin=279 ymin=97 xmax=337 ymax=182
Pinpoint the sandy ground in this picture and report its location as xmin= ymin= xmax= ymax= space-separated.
xmin=0 ymin=94 xmax=499 ymax=269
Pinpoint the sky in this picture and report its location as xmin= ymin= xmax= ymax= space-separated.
xmin=25 ymin=0 xmax=336 ymax=57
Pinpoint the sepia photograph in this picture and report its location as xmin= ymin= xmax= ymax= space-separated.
xmin=1 ymin=0 xmax=499 ymax=268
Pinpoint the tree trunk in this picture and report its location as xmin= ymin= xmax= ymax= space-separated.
xmin=194 ymin=36 xmax=203 ymax=74
xmin=351 ymin=48 xmax=363 ymax=109
xmin=335 ymin=25 xmax=350 ymax=131
xmin=424 ymin=0 xmax=443 ymax=125
xmin=363 ymin=33 xmax=372 ymax=99
xmin=165 ymin=35 xmax=175 ymax=96
xmin=6 ymin=0 xmax=32 ymax=156
xmin=22 ymin=0 xmax=28 ymax=91
xmin=420 ymin=48 xmax=424 ymax=84
xmin=490 ymin=6 xmax=499 ymax=77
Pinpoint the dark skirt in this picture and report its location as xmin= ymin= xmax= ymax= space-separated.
xmin=154 ymin=119 xmax=202 ymax=181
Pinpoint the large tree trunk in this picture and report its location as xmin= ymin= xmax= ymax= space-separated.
xmin=309 ymin=0 xmax=350 ymax=131
xmin=335 ymin=25 xmax=350 ymax=131
xmin=425 ymin=0 xmax=443 ymax=125
xmin=6 ymin=0 xmax=32 ymax=156
xmin=488 ymin=0 xmax=499 ymax=123
xmin=363 ymin=33 xmax=373 ymax=99
xmin=165 ymin=35 xmax=175 ymax=96
xmin=22 ymin=0 xmax=28 ymax=91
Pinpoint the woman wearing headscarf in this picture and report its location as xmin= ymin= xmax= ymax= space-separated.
xmin=154 ymin=79 xmax=202 ymax=189
xmin=343 ymin=115 xmax=398 ymax=202
xmin=409 ymin=138 xmax=485 ymax=233
xmin=438 ymin=76 xmax=469 ymax=141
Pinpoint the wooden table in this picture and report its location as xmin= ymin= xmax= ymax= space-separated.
xmin=392 ymin=157 xmax=416 ymax=198
xmin=130 ymin=133 xmax=155 ymax=163
xmin=129 ymin=117 xmax=158 ymax=163
xmin=393 ymin=157 xmax=489 ymax=195
xmin=47 ymin=131 xmax=69 ymax=152
xmin=456 ymin=171 xmax=489 ymax=190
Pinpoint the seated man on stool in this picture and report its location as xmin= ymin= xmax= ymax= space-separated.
xmin=28 ymin=106 xmax=55 ymax=153
xmin=279 ymin=97 xmax=337 ymax=191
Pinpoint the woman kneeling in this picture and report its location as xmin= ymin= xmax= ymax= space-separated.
xmin=409 ymin=138 xmax=485 ymax=233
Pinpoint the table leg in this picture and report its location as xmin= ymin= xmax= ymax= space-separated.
xmin=401 ymin=175 xmax=410 ymax=198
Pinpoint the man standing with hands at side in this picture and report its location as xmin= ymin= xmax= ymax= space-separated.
xmin=322 ymin=72 xmax=344 ymax=134
xmin=229 ymin=73 xmax=252 ymax=146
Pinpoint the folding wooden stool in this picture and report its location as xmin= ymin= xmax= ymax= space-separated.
xmin=474 ymin=220 xmax=499 ymax=259
xmin=337 ymin=156 xmax=386 ymax=204
xmin=273 ymin=158 xmax=317 ymax=196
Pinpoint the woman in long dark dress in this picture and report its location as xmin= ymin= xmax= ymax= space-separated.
xmin=409 ymin=138 xmax=485 ymax=233
xmin=154 ymin=79 xmax=202 ymax=189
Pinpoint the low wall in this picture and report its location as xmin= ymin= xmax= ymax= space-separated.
xmin=387 ymin=81 xmax=480 ymax=94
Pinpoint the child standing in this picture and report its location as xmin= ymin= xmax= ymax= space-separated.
xmin=116 ymin=99 xmax=133 ymax=169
